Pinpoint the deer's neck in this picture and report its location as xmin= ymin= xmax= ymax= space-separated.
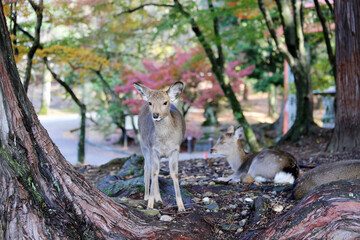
xmin=227 ymin=140 xmax=247 ymax=172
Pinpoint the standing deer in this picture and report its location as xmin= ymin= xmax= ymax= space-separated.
xmin=211 ymin=126 xmax=299 ymax=184
xmin=133 ymin=81 xmax=186 ymax=211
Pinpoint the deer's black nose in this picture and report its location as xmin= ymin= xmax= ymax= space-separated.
xmin=153 ymin=113 xmax=159 ymax=119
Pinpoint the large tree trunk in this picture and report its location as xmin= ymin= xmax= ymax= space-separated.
xmin=0 ymin=4 xmax=207 ymax=239
xmin=284 ymin=59 xmax=315 ymax=140
xmin=327 ymin=0 xmax=360 ymax=152
xmin=243 ymin=180 xmax=360 ymax=239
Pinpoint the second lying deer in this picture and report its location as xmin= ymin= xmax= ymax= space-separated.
xmin=211 ymin=126 xmax=300 ymax=184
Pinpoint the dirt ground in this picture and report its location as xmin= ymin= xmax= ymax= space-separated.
xmin=76 ymin=125 xmax=360 ymax=239
xmin=35 ymin=83 xmax=359 ymax=238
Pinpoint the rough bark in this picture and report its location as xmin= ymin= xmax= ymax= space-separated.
xmin=327 ymin=0 xmax=360 ymax=152
xmin=0 ymin=4 xmax=207 ymax=239
xmin=244 ymin=180 xmax=360 ymax=239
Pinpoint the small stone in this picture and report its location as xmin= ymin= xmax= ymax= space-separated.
xmin=141 ymin=209 xmax=159 ymax=216
xmin=237 ymin=227 xmax=243 ymax=233
xmin=203 ymin=191 xmax=213 ymax=197
xmin=262 ymin=194 xmax=271 ymax=199
xmin=208 ymin=181 xmax=216 ymax=186
xmin=239 ymin=219 xmax=247 ymax=227
xmin=192 ymin=197 xmax=201 ymax=203
xmin=244 ymin=197 xmax=253 ymax=203
xmin=273 ymin=204 xmax=284 ymax=212
xmin=205 ymin=202 xmax=219 ymax=211
xmin=196 ymin=162 xmax=204 ymax=167
xmin=202 ymin=197 xmax=211 ymax=204
xmin=229 ymin=204 xmax=237 ymax=209
xmin=160 ymin=215 xmax=173 ymax=221
xmin=241 ymin=210 xmax=248 ymax=215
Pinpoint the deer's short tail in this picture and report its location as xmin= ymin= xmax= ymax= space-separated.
xmin=274 ymin=171 xmax=296 ymax=184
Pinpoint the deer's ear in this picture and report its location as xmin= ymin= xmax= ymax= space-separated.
xmin=234 ymin=127 xmax=244 ymax=140
xmin=167 ymin=82 xmax=184 ymax=102
xmin=226 ymin=126 xmax=235 ymax=134
xmin=133 ymin=82 xmax=150 ymax=101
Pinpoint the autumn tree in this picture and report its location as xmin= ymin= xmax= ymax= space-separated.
xmin=327 ymin=0 xmax=360 ymax=152
xmin=117 ymin=47 xmax=254 ymax=124
xmin=118 ymin=0 xmax=260 ymax=151
xmin=0 ymin=3 xmax=209 ymax=238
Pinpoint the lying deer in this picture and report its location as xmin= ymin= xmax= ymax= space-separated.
xmin=211 ymin=126 xmax=299 ymax=184
xmin=293 ymin=160 xmax=360 ymax=200
xmin=133 ymin=81 xmax=186 ymax=211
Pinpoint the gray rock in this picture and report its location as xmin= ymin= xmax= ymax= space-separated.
xmin=205 ymin=202 xmax=219 ymax=211
xmin=160 ymin=215 xmax=173 ymax=221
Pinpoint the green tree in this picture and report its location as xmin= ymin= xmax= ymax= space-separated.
xmin=119 ymin=0 xmax=260 ymax=151
xmin=258 ymin=0 xmax=316 ymax=141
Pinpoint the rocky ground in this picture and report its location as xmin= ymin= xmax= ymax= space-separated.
xmin=76 ymin=126 xmax=360 ymax=239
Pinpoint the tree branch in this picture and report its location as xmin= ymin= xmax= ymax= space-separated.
xmin=173 ymin=0 xmax=219 ymax=72
xmin=324 ymin=0 xmax=334 ymax=18
xmin=292 ymin=0 xmax=305 ymax=56
xmin=43 ymin=58 xmax=85 ymax=109
xmin=117 ymin=3 xmax=174 ymax=17
xmin=23 ymin=0 xmax=44 ymax=93
xmin=257 ymin=0 xmax=295 ymax=66
xmin=10 ymin=18 xmax=35 ymax=41
xmin=314 ymin=0 xmax=336 ymax=78
xmin=207 ymin=0 xmax=224 ymax=70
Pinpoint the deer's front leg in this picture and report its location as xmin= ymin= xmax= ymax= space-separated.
xmin=147 ymin=153 xmax=162 ymax=209
xmin=169 ymin=150 xmax=185 ymax=212
xmin=142 ymin=147 xmax=151 ymax=200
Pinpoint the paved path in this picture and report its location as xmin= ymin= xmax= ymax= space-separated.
xmin=39 ymin=114 xmax=129 ymax=165
xmin=39 ymin=114 xmax=218 ymax=166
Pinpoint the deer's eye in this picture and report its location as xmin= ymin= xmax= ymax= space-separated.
xmin=163 ymin=101 xmax=168 ymax=105
xmin=149 ymin=102 xmax=152 ymax=106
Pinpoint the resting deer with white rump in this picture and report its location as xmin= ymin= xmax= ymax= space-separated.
xmin=133 ymin=81 xmax=186 ymax=211
xmin=211 ymin=126 xmax=300 ymax=184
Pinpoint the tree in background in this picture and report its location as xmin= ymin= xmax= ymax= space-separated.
xmin=116 ymin=47 xmax=254 ymax=128
xmin=119 ymin=0 xmax=260 ymax=151
xmin=243 ymin=41 xmax=284 ymax=118
xmin=0 ymin=4 xmax=207 ymax=237
xmin=258 ymin=0 xmax=315 ymax=141
xmin=327 ymin=0 xmax=360 ymax=152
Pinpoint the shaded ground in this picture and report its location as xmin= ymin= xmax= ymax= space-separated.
xmin=76 ymin=126 xmax=360 ymax=239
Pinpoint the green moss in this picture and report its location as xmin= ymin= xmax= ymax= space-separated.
xmin=1 ymin=148 xmax=47 ymax=209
